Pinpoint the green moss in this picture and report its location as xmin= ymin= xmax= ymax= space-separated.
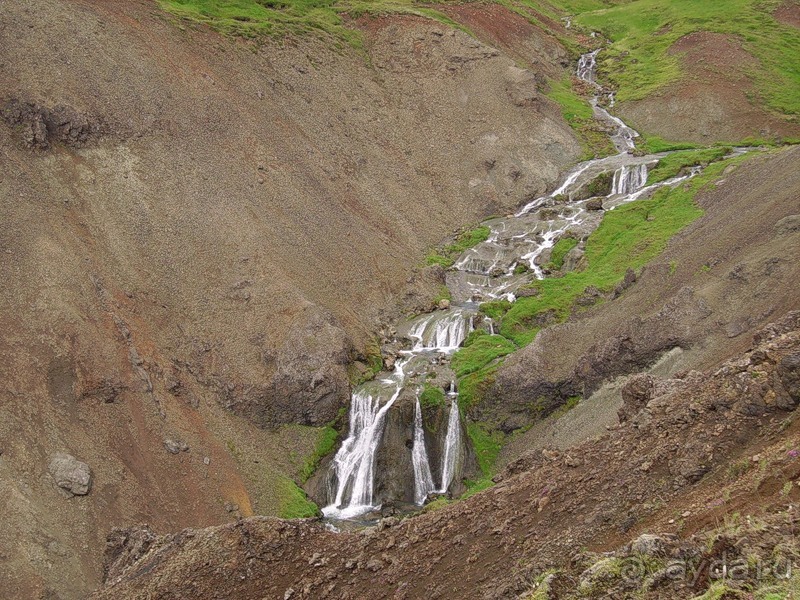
xmin=646 ymin=147 xmax=730 ymax=185
xmin=419 ymin=383 xmax=446 ymax=410
xmin=550 ymin=395 xmax=581 ymax=419
xmin=451 ymin=334 xmax=517 ymax=379
xmin=479 ymin=299 xmax=513 ymax=321
xmin=433 ymin=285 xmax=452 ymax=304
xmin=277 ymin=476 xmax=320 ymax=519
xmin=426 ymin=225 xmax=491 ymax=268
xmin=638 ymin=135 xmax=701 ymax=154
xmin=299 ymin=425 xmax=338 ymax=482
xmin=546 ymin=236 xmax=579 ymax=271
xmin=457 ymin=362 xmax=501 ymax=413
xmin=463 ymin=421 xmax=505 ymax=497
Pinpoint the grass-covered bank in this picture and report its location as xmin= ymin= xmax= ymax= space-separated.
xmin=157 ymin=0 xmax=463 ymax=47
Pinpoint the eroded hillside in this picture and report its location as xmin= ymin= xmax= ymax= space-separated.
xmin=0 ymin=0 xmax=581 ymax=596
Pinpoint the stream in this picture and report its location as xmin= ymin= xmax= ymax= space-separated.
xmin=320 ymin=48 xmax=736 ymax=522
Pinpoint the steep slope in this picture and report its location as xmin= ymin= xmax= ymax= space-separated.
xmin=0 ymin=0 xmax=580 ymax=597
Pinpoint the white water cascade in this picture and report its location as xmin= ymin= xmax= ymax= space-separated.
xmin=612 ymin=164 xmax=648 ymax=196
xmin=323 ymin=360 xmax=407 ymax=519
xmin=412 ymin=395 xmax=436 ymax=504
xmin=409 ymin=310 xmax=473 ymax=353
xmin=438 ymin=397 xmax=463 ymax=493
xmin=320 ymin=46 xmax=748 ymax=522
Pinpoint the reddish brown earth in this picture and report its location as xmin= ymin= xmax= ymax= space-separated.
xmin=620 ymin=31 xmax=800 ymax=143
xmin=0 ymin=1 xmax=581 ymax=597
xmin=775 ymin=1 xmax=800 ymax=28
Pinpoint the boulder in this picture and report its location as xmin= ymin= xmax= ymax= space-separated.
xmin=49 ymin=452 xmax=92 ymax=496
xmin=586 ymin=198 xmax=604 ymax=211
xmin=618 ymin=374 xmax=654 ymax=423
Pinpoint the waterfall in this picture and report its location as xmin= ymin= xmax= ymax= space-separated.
xmin=322 ymin=361 xmax=407 ymax=519
xmin=412 ymin=395 xmax=436 ymax=505
xmin=438 ymin=398 xmax=462 ymax=494
xmin=411 ymin=310 xmax=472 ymax=352
xmin=612 ymin=164 xmax=648 ymax=196
xmin=320 ymin=46 xmax=743 ymax=521
xmin=577 ymin=49 xmax=600 ymax=83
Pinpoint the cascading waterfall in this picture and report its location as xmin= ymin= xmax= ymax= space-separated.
xmin=321 ymin=46 xmax=745 ymax=521
xmin=323 ymin=361 xmax=406 ymax=519
xmin=577 ymin=49 xmax=600 ymax=83
xmin=611 ymin=164 xmax=648 ymax=196
xmin=438 ymin=397 xmax=462 ymax=493
xmin=412 ymin=395 xmax=436 ymax=505
xmin=410 ymin=310 xmax=472 ymax=352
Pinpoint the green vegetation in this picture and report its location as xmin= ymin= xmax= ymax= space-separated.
xmin=564 ymin=0 xmax=800 ymax=118
xmin=157 ymin=0 xmax=461 ymax=47
xmin=433 ymin=285 xmax=452 ymax=305
xmin=419 ymin=383 xmax=446 ymax=410
xmin=463 ymin=421 xmax=505 ymax=497
xmin=299 ymin=425 xmax=338 ymax=481
xmin=277 ymin=476 xmax=320 ymax=518
xmin=546 ymin=236 xmax=578 ymax=271
xmin=646 ymin=146 xmax=730 ymax=185
xmin=425 ymin=225 xmax=491 ymax=268
xmin=638 ymin=135 xmax=700 ymax=154
xmin=451 ymin=334 xmax=517 ymax=378
xmin=498 ymin=153 xmax=748 ymax=346
xmin=546 ymin=76 xmax=616 ymax=160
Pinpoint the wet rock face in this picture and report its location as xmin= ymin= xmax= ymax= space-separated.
xmin=1 ymin=98 xmax=104 ymax=149
xmin=220 ymin=306 xmax=352 ymax=427
xmin=375 ymin=393 xmax=416 ymax=505
xmin=48 ymin=452 xmax=92 ymax=496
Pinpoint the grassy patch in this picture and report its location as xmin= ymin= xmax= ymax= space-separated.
xmin=549 ymin=394 xmax=581 ymax=419
xmin=277 ymin=476 xmax=320 ymax=518
xmin=546 ymin=236 xmax=579 ymax=271
xmin=638 ymin=135 xmax=701 ymax=154
xmin=419 ymin=383 xmax=446 ymax=410
xmin=157 ymin=0 xmax=459 ymax=47
xmin=567 ymin=0 xmax=800 ymax=119
xmin=451 ymin=334 xmax=517 ymax=378
xmin=299 ymin=425 xmax=338 ymax=482
xmin=425 ymin=225 xmax=491 ymax=268
xmin=546 ymin=76 xmax=616 ymax=160
xmin=457 ymin=362 xmax=501 ymax=413
xmin=463 ymin=421 xmax=505 ymax=497
xmin=646 ymin=146 xmax=730 ymax=185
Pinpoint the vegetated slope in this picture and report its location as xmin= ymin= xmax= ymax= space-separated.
xmin=0 ymin=0 xmax=581 ymax=597
xmin=93 ymin=145 xmax=800 ymax=600
xmin=554 ymin=0 xmax=800 ymax=143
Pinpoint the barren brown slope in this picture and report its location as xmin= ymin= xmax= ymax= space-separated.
xmin=0 ymin=0 xmax=580 ymax=597
xmin=92 ymin=146 xmax=800 ymax=599
xmin=619 ymin=30 xmax=800 ymax=144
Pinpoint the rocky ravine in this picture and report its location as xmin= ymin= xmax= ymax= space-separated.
xmin=94 ymin=310 xmax=800 ymax=599
xmin=0 ymin=0 xmax=581 ymax=596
